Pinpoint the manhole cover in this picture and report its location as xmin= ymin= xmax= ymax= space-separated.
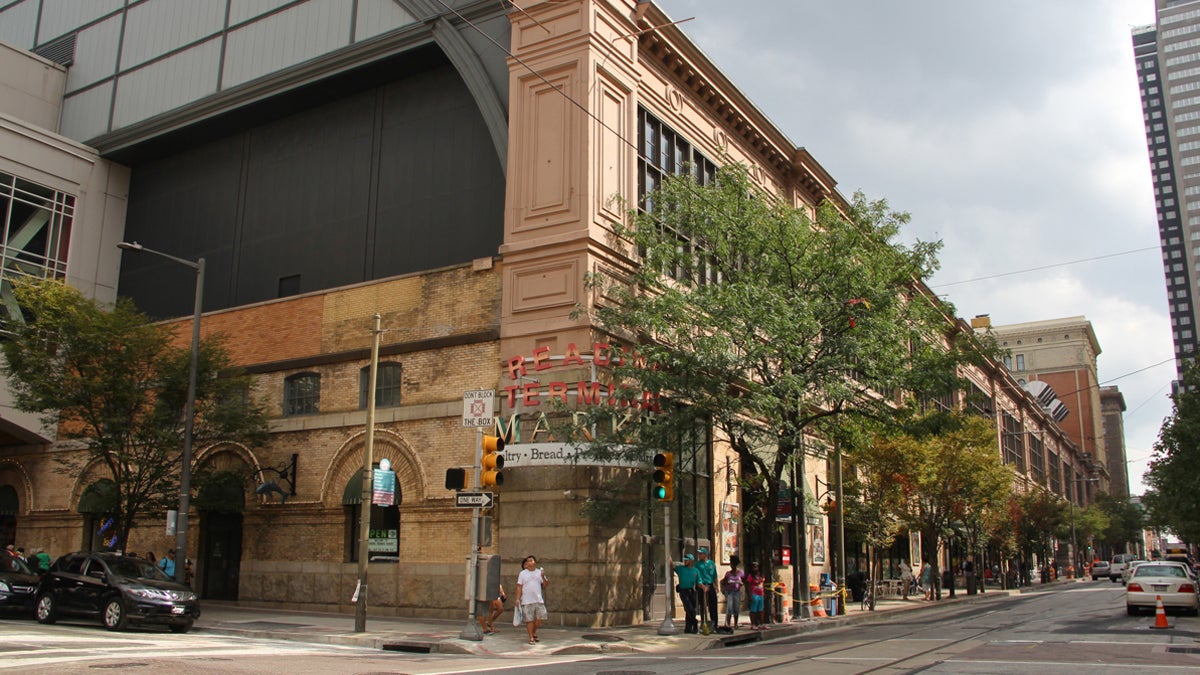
xmin=90 ymin=664 xmax=150 ymax=669
xmin=1167 ymin=646 xmax=1200 ymax=654
xmin=595 ymin=671 xmax=654 ymax=675
xmin=581 ymin=634 xmax=624 ymax=642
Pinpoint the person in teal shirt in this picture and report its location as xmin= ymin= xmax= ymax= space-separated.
xmin=695 ymin=547 xmax=718 ymax=634
xmin=671 ymin=553 xmax=699 ymax=633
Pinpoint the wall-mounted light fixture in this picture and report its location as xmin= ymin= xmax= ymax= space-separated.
xmin=254 ymin=453 xmax=298 ymax=503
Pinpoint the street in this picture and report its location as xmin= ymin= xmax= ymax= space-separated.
xmin=1 ymin=581 xmax=1199 ymax=674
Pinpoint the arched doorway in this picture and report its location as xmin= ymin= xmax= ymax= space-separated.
xmin=341 ymin=467 xmax=400 ymax=563
xmin=195 ymin=470 xmax=246 ymax=600
xmin=0 ymin=484 xmax=18 ymax=547
xmin=77 ymin=479 xmax=119 ymax=551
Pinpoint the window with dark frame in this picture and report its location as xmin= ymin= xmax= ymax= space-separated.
xmin=1028 ymin=433 xmax=1045 ymax=484
xmin=283 ymin=372 xmax=320 ymax=416
xmin=1001 ymin=412 xmax=1025 ymax=472
xmin=359 ymin=362 xmax=402 ymax=409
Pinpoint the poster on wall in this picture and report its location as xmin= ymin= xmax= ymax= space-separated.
xmin=720 ymin=502 xmax=739 ymax=564
xmin=811 ymin=523 xmax=826 ymax=565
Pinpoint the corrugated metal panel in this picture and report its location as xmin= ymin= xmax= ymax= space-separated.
xmin=60 ymin=82 xmax=114 ymax=141
xmin=0 ymin=1 xmax=40 ymax=49
xmin=222 ymin=0 xmax=352 ymax=89
xmin=33 ymin=33 xmax=75 ymax=66
xmin=38 ymin=0 xmax=122 ymax=44
xmin=112 ymin=38 xmax=222 ymax=128
xmin=64 ymin=16 xmax=121 ymax=92
xmin=229 ymin=0 xmax=296 ymax=26
xmin=121 ymin=0 xmax=226 ymax=70
xmin=355 ymin=0 xmax=418 ymax=42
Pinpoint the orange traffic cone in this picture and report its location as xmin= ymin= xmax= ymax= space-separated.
xmin=1151 ymin=595 xmax=1172 ymax=629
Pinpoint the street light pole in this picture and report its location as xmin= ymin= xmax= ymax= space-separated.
xmin=117 ymin=241 xmax=203 ymax=585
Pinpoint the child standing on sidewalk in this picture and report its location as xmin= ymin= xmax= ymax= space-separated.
xmin=746 ymin=561 xmax=766 ymax=629
xmin=721 ymin=555 xmax=745 ymax=630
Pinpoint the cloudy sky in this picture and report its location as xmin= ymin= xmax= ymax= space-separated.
xmin=654 ymin=1 xmax=1166 ymax=494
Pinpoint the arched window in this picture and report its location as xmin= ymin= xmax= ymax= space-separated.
xmin=0 ymin=484 xmax=18 ymax=548
xmin=342 ymin=467 xmax=400 ymax=563
xmin=360 ymin=362 xmax=401 ymax=409
xmin=78 ymin=479 xmax=120 ymax=551
xmin=284 ymin=372 xmax=320 ymax=416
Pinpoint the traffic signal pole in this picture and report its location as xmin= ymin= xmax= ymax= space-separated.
xmin=659 ymin=500 xmax=676 ymax=635
xmin=460 ymin=431 xmax=484 ymax=641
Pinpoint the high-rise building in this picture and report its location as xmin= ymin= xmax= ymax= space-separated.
xmin=1133 ymin=1 xmax=1200 ymax=384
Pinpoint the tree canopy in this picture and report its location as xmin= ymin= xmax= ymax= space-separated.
xmin=578 ymin=163 xmax=986 ymax=588
xmin=1144 ymin=362 xmax=1200 ymax=544
xmin=1 ymin=278 xmax=268 ymax=551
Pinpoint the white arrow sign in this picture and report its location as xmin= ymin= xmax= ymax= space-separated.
xmin=455 ymin=491 xmax=495 ymax=508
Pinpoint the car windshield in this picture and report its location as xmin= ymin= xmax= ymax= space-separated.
xmin=104 ymin=557 xmax=170 ymax=581
xmin=1135 ymin=565 xmax=1188 ymax=578
xmin=1 ymin=554 xmax=33 ymax=574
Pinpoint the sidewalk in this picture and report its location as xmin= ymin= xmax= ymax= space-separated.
xmin=192 ymin=579 xmax=1081 ymax=655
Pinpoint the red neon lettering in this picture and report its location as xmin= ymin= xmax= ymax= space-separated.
xmin=506 ymin=355 xmax=527 ymax=381
xmin=547 ymin=381 xmax=569 ymax=404
xmin=522 ymin=382 xmax=541 ymax=406
xmin=532 ymin=345 xmax=552 ymax=371
xmin=563 ymin=343 xmax=585 ymax=366
xmin=593 ymin=342 xmax=611 ymax=366
xmin=577 ymin=381 xmax=602 ymax=405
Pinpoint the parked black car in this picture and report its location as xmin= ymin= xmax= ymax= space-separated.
xmin=35 ymin=552 xmax=200 ymax=632
xmin=0 ymin=550 xmax=39 ymax=615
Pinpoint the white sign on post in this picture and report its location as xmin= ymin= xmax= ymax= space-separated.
xmin=462 ymin=389 xmax=495 ymax=428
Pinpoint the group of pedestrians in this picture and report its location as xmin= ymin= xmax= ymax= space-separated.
xmin=671 ymin=547 xmax=767 ymax=633
xmin=4 ymin=543 xmax=51 ymax=573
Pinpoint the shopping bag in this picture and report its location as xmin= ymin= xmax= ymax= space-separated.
xmin=513 ymin=607 xmax=523 ymax=627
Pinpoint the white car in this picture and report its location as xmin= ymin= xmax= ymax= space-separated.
xmin=1110 ymin=553 xmax=1138 ymax=583
xmin=1120 ymin=560 xmax=1147 ymax=586
xmin=1126 ymin=561 xmax=1200 ymax=616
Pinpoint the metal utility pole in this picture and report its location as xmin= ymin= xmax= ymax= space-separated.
xmin=658 ymin=501 xmax=676 ymax=634
xmin=354 ymin=314 xmax=382 ymax=633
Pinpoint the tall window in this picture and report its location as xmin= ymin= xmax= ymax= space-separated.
xmin=283 ymin=372 xmax=320 ymax=416
xmin=1048 ymin=450 xmax=1062 ymax=494
xmin=359 ymin=363 xmax=402 ymax=409
xmin=1001 ymin=413 xmax=1025 ymax=472
xmin=637 ymin=108 xmax=720 ymax=285
xmin=0 ymin=171 xmax=74 ymax=332
xmin=343 ymin=467 xmax=400 ymax=562
xmin=1028 ymin=434 xmax=1045 ymax=484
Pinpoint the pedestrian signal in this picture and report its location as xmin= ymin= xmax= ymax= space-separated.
xmin=445 ymin=467 xmax=467 ymax=491
xmin=652 ymin=452 xmax=674 ymax=501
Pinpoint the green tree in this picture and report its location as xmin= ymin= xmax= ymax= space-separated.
xmin=577 ymin=163 xmax=987 ymax=596
xmin=885 ymin=412 xmax=1013 ymax=598
xmin=1095 ymin=493 xmax=1145 ymax=555
xmin=1 ymin=278 xmax=269 ymax=551
xmin=1073 ymin=504 xmax=1110 ymax=565
xmin=1010 ymin=488 xmax=1069 ymax=578
xmin=1143 ymin=362 xmax=1200 ymax=544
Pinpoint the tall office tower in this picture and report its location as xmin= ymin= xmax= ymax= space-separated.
xmin=1134 ymin=0 xmax=1200 ymax=386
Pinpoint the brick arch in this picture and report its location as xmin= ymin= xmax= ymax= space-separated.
xmin=194 ymin=442 xmax=257 ymax=474
xmin=69 ymin=457 xmax=120 ymax=509
xmin=0 ymin=459 xmax=34 ymax=515
xmin=321 ymin=429 xmax=426 ymax=508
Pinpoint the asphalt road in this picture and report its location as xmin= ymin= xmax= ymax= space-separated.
xmin=2 ymin=580 xmax=1198 ymax=674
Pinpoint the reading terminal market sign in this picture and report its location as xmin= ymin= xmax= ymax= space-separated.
xmin=496 ymin=342 xmax=658 ymax=469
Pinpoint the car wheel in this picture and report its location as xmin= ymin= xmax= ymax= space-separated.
xmin=1127 ymin=605 xmax=1139 ymax=616
xmin=169 ymin=621 xmax=193 ymax=634
xmin=103 ymin=597 xmax=129 ymax=631
xmin=35 ymin=594 xmax=57 ymax=624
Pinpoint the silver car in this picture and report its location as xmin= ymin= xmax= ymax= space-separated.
xmin=1126 ymin=561 xmax=1199 ymax=616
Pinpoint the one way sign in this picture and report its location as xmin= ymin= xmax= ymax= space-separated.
xmin=455 ymin=491 xmax=495 ymax=509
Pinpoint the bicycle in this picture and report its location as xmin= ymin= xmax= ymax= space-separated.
xmin=861 ymin=580 xmax=876 ymax=611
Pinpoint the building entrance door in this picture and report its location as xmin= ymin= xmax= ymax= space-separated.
xmin=201 ymin=513 xmax=242 ymax=600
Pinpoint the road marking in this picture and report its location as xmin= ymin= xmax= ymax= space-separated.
xmin=944 ymin=658 xmax=1200 ymax=670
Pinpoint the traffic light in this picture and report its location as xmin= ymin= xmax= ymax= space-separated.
xmin=652 ymin=452 xmax=674 ymax=501
xmin=445 ymin=467 xmax=467 ymax=491
xmin=481 ymin=435 xmax=505 ymax=487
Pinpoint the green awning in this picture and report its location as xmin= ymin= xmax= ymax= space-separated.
xmin=78 ymin=479 xmax=119 ymax=514
xmin=342 ymin=468 xmax=401 ymax=506
xmin=0 ymin=485 xmax=17 ymax=515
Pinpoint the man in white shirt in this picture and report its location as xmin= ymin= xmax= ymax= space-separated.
xmin=515 ymin=555 xmax=548 ymax=645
